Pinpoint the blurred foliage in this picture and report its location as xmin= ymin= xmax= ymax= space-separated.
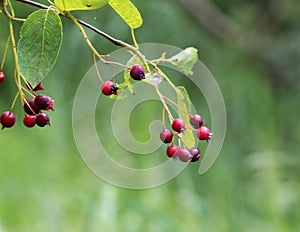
xmin=0 ymin=0 xmax=300 ymax=231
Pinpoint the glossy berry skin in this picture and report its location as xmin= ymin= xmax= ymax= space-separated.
xmin=172 ymin=118 xmax=186 ymax=133
xmin=0 ymin=71 xmax=5 ymax=83
xmin=190 ymin=114 xmax=204 ymax=129
xmin=160 ymin=129 xmax=173 ymax=143
xmin=189 ymin=148 xmax=201 ymax=162
xmin=197 ymin=126 xmax=212 ymax=141
xmin=24 ymin=98 xmax=40 ymax=115
xmin=178 ymin=149 xmax=193 ymax=162
xmin=34 ymin=94 xmax=54 ymax=111
xmin=1 ymin=111 xmax=16 ymax=129
xmin=130 ymin=64 xmax=145 ymax=80
xmin=34 ymin=94 xmax=50 ymax=109
xmin=36 ymin=113 xmax=50 ymax=127
xmin=23 ymin=114 xmax=36 ymax=128
xmin=101 ymin=81 xmax=119 ymax=96
xmin=166 ymin=145 xmax=179 ymax=158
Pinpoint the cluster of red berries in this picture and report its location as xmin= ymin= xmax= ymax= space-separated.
xmin=22 ymin=91 xmax=54 ymax=128
xmin=101 ymin=64 xmax=145 ymax=96
xmin=0 ymin=78 xmax=54 ymax=129
xmin=160 ymin=115 xmax=212 ymax=162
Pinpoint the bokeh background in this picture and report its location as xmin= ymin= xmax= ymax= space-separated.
xmin=1 ymin=0 xmax=300 ymax=231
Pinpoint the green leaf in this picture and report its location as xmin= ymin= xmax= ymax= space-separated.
xmin=108 ymin=0 xmax=143 ymax=29
xmin=177 ymin=86 xmax=195 ymax=148
xmin=54 ymin=0 xmax=108 ymax=11
xmin=169 ymin=47 xmax=198 ymax=75
xmin=17 ymin=9 xmax=63 ymax=86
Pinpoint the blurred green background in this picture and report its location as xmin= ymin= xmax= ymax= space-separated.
xmin=1 ymin=0 xmax=300 ymax=231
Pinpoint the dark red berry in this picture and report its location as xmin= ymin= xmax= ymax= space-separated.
xmin=34 ymin=94 xmax=53 ymax=110
xmin=23 ymin=114 xmax=36 ymax=128
xmin=130 ymin=64 xmax=145 ymax=80
xmin=36 ymin=113 xmax=50 ymax=127
xmin=160 ymin=129 xmax=173 ymax=143
xmin=189 ymin=148 xmax=201 ymax=162
xmin=190 ymin=114 xmax=204 ymax=129
xmin=178 ymin=149 xmax=193 ymax=162
xmin=172 ymin=118 xmax=186 ymax=133
xmin=197 ymin=126 xmax=212 ymax=141
xmin=24 ymin=98 xmax=40 ymax=115
xmin=166 ymin=145 xmax=179 ymax=158
xmin=0 ymin=71 xmax=5 ymax=83
xmin=1 ymin=111 xmax=16 ymax=129
xmin=101 ymin=81 xmax=119 ymax=96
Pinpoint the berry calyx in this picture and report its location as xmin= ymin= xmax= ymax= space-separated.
xmin=0 ymin=71 xmax=5 ymax=83
xmin=23 ymin=114 xmax=36 ymax=128
xmin=178 ymin=149 xmax=193 ymax=162
xmin=24 ymin=98 xmax=40 ymax=115
xmin=189 ymin=148 xmax=201 ymax=162
xmin=36 ymin=113 xmax=50 ymax=127
xmin=166 ymin=145 xmax=179 ymax=158
xmin=35 ymin=94 xmax=54 ymax=111
xmin=1 ymin=111 xmax=16 ymax=129
xmin=130 ymin=64 xmax=145 ymax=80
xmin=160 ymin=129 xmax=173 ymax=143
xmin=26 ymin=82 xmax=44 ymax=91
xmin=33 ymin=82 xmax=44 ymax=91
xmin=172 ymin=118 xmax=186 ymax=133
xmin=190 ymin=114 xmax=203 ymax=129
xmin=101 ymin=81 xmax=119 ymax=96
xmin=197 ymin=126 xmax=212 ymax=141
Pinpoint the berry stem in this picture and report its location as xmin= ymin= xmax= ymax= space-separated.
xmin=10 ymin=91 xmax=20 ymax=112
xmin=8 ymin=13 xmax=25 ymax=106
xmin=155 ymin=86 xmax=174 ymax=123
xmin=161 ymin=107 xmax=166 ymax=128
xmin=162 ymin=95 xmax=191 ymax=118
xmin=93 ymin=54 xmax=104 ymax=84
xmin=1 ymin=35 xmax=11 ymax=70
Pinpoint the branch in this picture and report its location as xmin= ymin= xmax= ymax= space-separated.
xmin=15 ymin=0 xmax=122 ymax=46
xmin=15 ymin=0 xmax=149 ymax=70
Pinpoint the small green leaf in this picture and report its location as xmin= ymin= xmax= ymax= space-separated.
xmin=169 ymin=47 xmax=198 ymax=75
xmin=17 ymin=9 xmax=63 ymax=86
xmin=177 ymin=86 xmax=195 ymax=148
xmin=54 ymin=0 xmax=108 ymax=11
xmin=108 ymin=0 xmax=143 ymax=29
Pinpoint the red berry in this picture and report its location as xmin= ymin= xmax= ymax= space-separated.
xmin=36 ymin=113 xmax=50 ymax=127
xmin=23 ymin=114 xmax=36 ymax=128
xmin=160 ymin=129 xmax=173 ymax=143
xmin=178 ymin=149 xmax=193 ymax=162
xmin=101 ymin=81 xmax=119 ymax=96
xmin=1 ymin=111 xmax=16 ymax=129
xmin=172 ymin=118 xmax=186 ymax=133
xmin=189 ymin=114 xmax=203 ymax=129
xmin=34 ymin=94 xmax=54 ymax=111
xmin=0 ymin=71 xmax=5 ymax=83
xmin=130 ymin=64 xmax=145 ymax=80
xmin=197 ymin=126 xmax=212 ymax=141
xmin=166 ymin=145 xmax=179 ymax=158
xmin=24 ymin=98 xmax=40 ymax=115
xmin=189 ymin=148 xmax=201 ymax=162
